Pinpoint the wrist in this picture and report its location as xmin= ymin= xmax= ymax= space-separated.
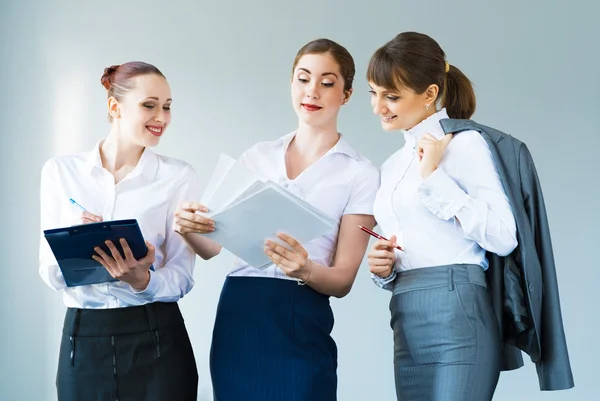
xmin=131 ymin=271 xmax=151 ymax=291
xmin=296 ymin=259 xmax=313 ymax=285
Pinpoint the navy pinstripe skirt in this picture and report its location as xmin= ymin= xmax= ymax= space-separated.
xmin=210 ymin=276 xmax=338 ymax=401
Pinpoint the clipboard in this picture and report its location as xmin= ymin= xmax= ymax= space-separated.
xmin=43 ymin=219 xmax=149 ymax=287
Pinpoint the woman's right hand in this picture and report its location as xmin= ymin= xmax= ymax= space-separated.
xmin=74 ymin=211 xmax=103 ymax=225
xmin=173 ymin=201 xmax=215 ymax=234
xmin=367 ymin=235 xmax=398 ymax=278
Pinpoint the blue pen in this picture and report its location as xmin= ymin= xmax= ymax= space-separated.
xmin=69 ymin=198 xmax=88 ymax=212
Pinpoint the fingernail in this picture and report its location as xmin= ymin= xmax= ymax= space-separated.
xmin=202 ymin=207 xmax=208 ymax=212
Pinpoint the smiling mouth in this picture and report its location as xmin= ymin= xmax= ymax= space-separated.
xmin=301 ymin=103 xmax=322 ymax=112
xmin=146 ymin=126 xmax=164 ymax=136
xmin=382 ymin=115 xmax=397 ymax=122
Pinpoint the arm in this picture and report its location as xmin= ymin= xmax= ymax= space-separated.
xmin=38 ymin=159 xmax=67 ymax=290
xmin=417 ymin=132 xmax=518 ymax=256
xmin=130 ymin=165 xmax=203 ymax=302
xmin=267 ymin=214 xmax=376 ymax=298
xmin=266 ymin=162 xmax=380 ymax=298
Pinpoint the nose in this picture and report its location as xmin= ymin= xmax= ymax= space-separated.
xmin=372 ymin=97 xmax=386 ymax=115
xmin=154 ymin=109 xmax=168 ymax=124
xmin=305 ymin=82 xmax=320 ymax=99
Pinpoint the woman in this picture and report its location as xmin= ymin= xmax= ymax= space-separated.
xmin=174 ymin=39 xmax=379 ymax=400
xmin=39 ymin=62 xmax=200 ymax=400
xmin=366 ymin=32 xmax=518 ymax=400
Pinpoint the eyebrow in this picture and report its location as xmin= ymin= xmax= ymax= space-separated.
xmin=368 ymin=86 xmax=399 ymax=95
xmin=144 ymin=97 xmax=172 ymax=102
xmin=297 ymin=68 xmax=339 ymax=79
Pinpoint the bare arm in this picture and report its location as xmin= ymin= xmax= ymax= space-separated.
xmin=265 ymin=213 xmax=376 ymax=298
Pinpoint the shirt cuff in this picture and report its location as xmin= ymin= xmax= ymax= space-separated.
xmin=130 ymin=268 xmax=158 ymax=300
xmin=371 ymin=270 xmax=397 ymax=292
xmin=418 ymin=167 xmax=469 ymax=220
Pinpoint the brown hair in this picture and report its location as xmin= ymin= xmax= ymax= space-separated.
xmin=366 ymin=32 xmax=476 ymax=119
xmin=100 ymin=61 xmax=165 ymax=121
xmin=292 ymin=38 xmax=355 ymax=93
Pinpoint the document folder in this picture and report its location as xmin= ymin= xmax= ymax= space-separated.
xmin=43 ymin=219 xmax=149 ymax=287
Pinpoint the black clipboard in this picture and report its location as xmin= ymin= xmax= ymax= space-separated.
xmin=43 ymin=219 xmax=149 ymax=287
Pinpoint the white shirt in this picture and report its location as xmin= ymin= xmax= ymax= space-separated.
xmin=372 ymin=109 xmax=518 ymax=288
xmin=229 ymin=132 xmax=380 ymax=280
xmin=39 ymin=141 xmax=200 ymax=308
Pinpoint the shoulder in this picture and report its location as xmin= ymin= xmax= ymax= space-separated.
xmin=41 ymin=151 xmax=89 ymax=177
xmin=154 ymin=153 xmax=199 ymax=182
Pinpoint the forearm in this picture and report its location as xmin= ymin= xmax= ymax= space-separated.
xmin=299 ymin=261 xmax=358 ymax=298
xmin=180 ymin=233 xmax=222 ymax=260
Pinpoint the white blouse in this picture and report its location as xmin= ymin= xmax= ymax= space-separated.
xmin=39 ymin=141 xmax=200 ymax=308
xmin=229 ymin=132 xmax=380 ymax=280
xmin=372 ymin=109 xmax=518 ymax=289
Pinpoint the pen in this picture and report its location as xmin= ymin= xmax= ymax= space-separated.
xmin=69 ymin=198 xmax=88 ymax=212
xmin=358 ymin=225 xmax=403 ymax=251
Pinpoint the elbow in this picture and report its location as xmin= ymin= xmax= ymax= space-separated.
xmin=332 ymin=283 xmax=353 ymax=299
xmin=200 ymin=244 xmax=222 ymax=260
xmin=491 ymin=237 xmax=518 ymax=257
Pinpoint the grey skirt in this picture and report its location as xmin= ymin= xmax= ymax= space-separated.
xmin=390 ymin=264 xmax=501 ymax=401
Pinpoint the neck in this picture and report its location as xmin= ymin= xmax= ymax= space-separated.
xmin=100 ymin=127 xmax=144 ymax=174
xmin=292 ymin=120 xmax=340 ymax=158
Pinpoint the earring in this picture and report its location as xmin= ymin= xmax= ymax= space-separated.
xmin=425 ymin=104 xmax=430 ymax=110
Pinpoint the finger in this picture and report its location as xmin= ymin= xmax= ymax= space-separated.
xmin=265 ymin=249 xmax=298 ymax=272
xmin=142 ymin=241 xmax=156 ymax=263
xmin=370 ymin=264 xmax=393 ymax=275
xmin=178 ymin=201 xmax=209 ymax=213
xmin=82 ymin=211 xmax=102 ymax=222
xmin=265 ymin=241 xmax=296 ymax=262
xmin=368 ymin=249 xmax=396 ymax=259
xmin=104 ymin=240 xmax=125 ymax=264
xmin=120 ymin=238 xmax=135 ymax=261
xmin=374 ymin=239 xmax=397 ymax=250
xmin=275 ymin=233 xmax=304 ymax=253
xmin=92 ymin=255 xmax=116 ymax=277
xmin=175 ymin=209 xmax=215 ymax=226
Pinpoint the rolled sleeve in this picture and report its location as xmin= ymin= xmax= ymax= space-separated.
xmin=418 ymin=167 xmax=470 ymax=220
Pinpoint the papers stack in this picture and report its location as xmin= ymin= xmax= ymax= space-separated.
xmin=200 ymin=154 xmax=337 ymax=269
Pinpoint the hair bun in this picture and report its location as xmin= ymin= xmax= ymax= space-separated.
xmin=101 ymin=64 xmax=120 ymax=90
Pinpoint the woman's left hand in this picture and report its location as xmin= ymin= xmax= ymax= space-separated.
xmin=264 ymin=233 xmax=310 ymax=281
xmin=416 ymin=133 xmax=453 ymax=178
xmin=93 ymin=239 xmax=156 ymax=291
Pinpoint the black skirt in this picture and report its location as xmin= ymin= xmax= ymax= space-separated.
xmin=56 ymin=302 xmax=198 ymax=401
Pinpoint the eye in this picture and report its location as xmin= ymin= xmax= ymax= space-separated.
xmin=143 ymin=104 xmax=155 ymax=109
xmin=368 ymin=90 xmax=376 ymax=96
xmin=386 ymin=95 xmax=400 ymax=101
xmin=322 ymin=82 xmax=334 ymax=88
xmin=163 ymin=105 xmax=171 ymax=111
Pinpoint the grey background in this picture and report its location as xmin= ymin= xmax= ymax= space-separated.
xmin=1 ymin=0 xmax=597 ymax=400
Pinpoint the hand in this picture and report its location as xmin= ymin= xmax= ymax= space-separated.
xmin=416 ymin=133 xmax=453 ymax=178
xmin=73 ymin=211 xmax=103 ymax=225
xmin=173 ymin=201 xmax=215 ymax=234
xmin=367 ymin=235 xmax=398 ymax=278
xmin=92 ymin=239 xmax=155 ymax=291
xmin=264 ymin=233 xmax=311 ymax=282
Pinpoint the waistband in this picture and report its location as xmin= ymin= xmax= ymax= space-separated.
xmin=393 ymin=264 xmax=486 ymax=296
xmin=63 ymin=301 xmax=184 ymax=337
xmin=225 ymin=276 xmax=329 ymax=299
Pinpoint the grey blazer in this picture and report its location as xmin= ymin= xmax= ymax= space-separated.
xmin=439 ymin=118 xmax=574 ymax=391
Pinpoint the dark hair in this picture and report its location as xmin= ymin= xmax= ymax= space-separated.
xmin=292 ymin=38 xmax=355 ymax=93
xmin=366 ymin=32 xmax=476 ymax=119
xmin=100 ymin=61 xmax=165 ymax=121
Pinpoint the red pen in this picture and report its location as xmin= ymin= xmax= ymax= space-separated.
xmin=358 ymin=225 xmax=403 ymax=251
